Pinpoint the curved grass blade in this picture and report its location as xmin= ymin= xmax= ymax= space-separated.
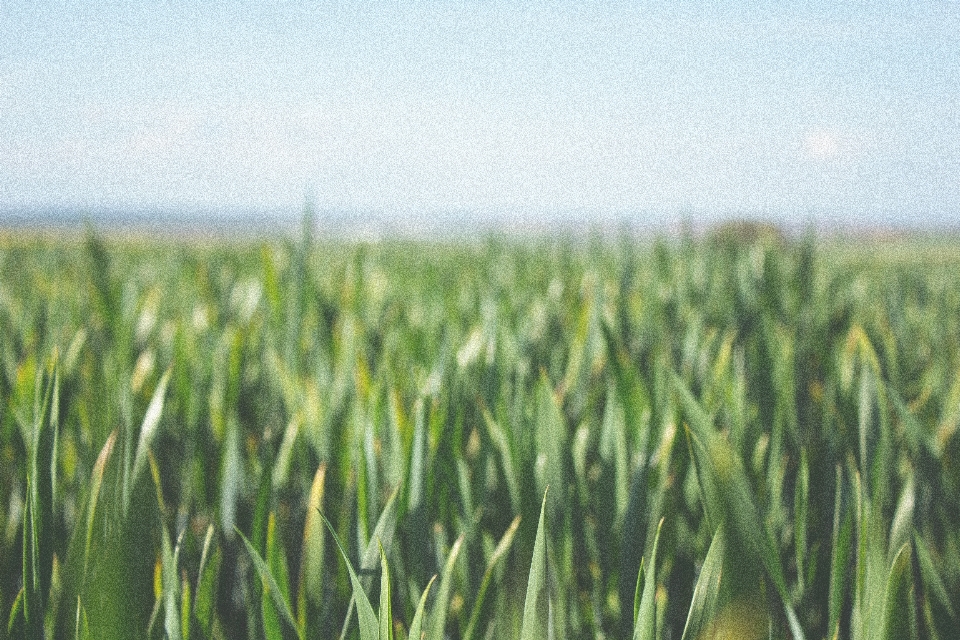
xmin=321 ymin=514 xmax=379 ymax=640
xmin=828 ymin=466 xmax=853 ymax=640
xmin=408 ymin=575 xmax=437 ymax=640
xmin=7 ymin=587 xmax=24 ymax=637
xmin=913 ymin=532 xmax=956 ymax=620
xmin=339 ymin=486 xmax=401 ymax=640
xmin=129 ymin=368 xmax=171 ymax=511
xmin=236 ymin=528 xmax=302 ymax=640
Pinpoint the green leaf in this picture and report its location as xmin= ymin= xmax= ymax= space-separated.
xmin=828 ymin=466 xmax=853 ymax=639
xmin=193 ymin=525 xmax=221 ymax=638
xmin=129 ymin=368 xmax=171 ymax=511
xmin=425 ymin=534 xmax=465 ymax=640
xmin=888 ymin=475 xmax=915 ymax=566
xmin=74 ymin=596 xmax=90 ymax=640
xmin=161 ymin=525 xmax=184 ymax=640
xmin=632 ymin=557 xmax=645 ymax=630
xmin=408 ymin=575 xmax=436 ymax=640
xmin=519 ymin=491 xmax=551 ymax=640
xmin=672 ymin=372 xmax=805 ymax=640
xmin=236 ymin=528 xmax=301 ymax=640
xmin=913 ymin=532 xmax=957 ymax=620
xmin=7 ymin=587 xmax=24 ymax=638
xmin=297 ymin=464 xmax=327 ymax=634
xmin=462 ymin=516 xmax=522 ymax=640
xmin=321 ymin=514 xmax=379 ymax=640
xmin=337 ymin=487 xmax=401 ymax=640
xmin=881 ymin=542 xmax=915 ymax=640
xmin=794 ymin=450 xmax=810 ymax=593
xmin=261 ymin=513 xmax=293 ymax=640
xmin=679 ymin=525 xmax=726 ymax=640
xmin=181 ymin=574 xmax=192 ymax=640
xmin=633 ymin=519 xmax=663 ymax=640
xmin=378 ymin=542 xmax=393 ymax=640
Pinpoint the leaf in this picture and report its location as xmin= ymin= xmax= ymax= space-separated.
xmin=408 ymin=575 xmax=437 ymax=640
xmin=462 ymin=515 xmax=522 ymax=640
xmin=298 ymin=464 xmax=327 ymax=633
xmin=519 ymin=490 xmax=551 ymax=640
xmin=672 ymin=372 xmax=806 ymax=640
xmin=913 ymin=532 xmax=957 ymax=620
xmin=193 ymin=524 xmax=221 ymax=637
xmin=888 ymin=475 xmax=915 ymax=566
xmin=129 ymin=368 xmax=171 ymax=509
xmin=261 ymin=513 xmax=293 ymax=640
xmin=161 ymin=525 xmax=184 ymax=640
xmin=337 ymin=487 xmax=401 ymax=640
xmin=679 ymin=525 xmax=726 ymax=640
xmin=181 ymin=575 xmax=192 ymax=640
xmin=236 ymin=528 xmax=301 ymax=640
xmin=378 ymin=542 xmax=393 ymax=640
xmin=794 ymin=450 xmax=810 ymax=593
xmin=7 ymin=587 xmax=24 ymax=638
xmin=425 ymin=533 xmax=465 ymax=640
xmin=881 ymin=542 xmax=914 ymax=640
xmin=321 ymin=514 xmax=379 ymax=640
xmin=828 ymin=466 xmax=853 ymax=639
xmin=633 ymin=518 xmax=663 ymax=640
xmin=74 ymin=596 xmax=90 ymax=640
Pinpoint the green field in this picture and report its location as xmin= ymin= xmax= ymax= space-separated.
xmin=2 ymin=224 xmax=958 ymax=639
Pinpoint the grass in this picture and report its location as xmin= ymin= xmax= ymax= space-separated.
xmin=1 ymin=223 xmax=958 ymax=639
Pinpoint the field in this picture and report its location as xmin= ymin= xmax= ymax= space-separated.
xmin=1 ymin=222 xmax=958 ymax=640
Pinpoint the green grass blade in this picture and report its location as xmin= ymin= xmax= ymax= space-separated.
xmin=520 ymin=490 xmax=551 ymax=640
xmin=462 ymin=515 xmax=522 ymax=640
xmin=679 ymin=525 xmax=726 ymax=640
xmin=828 ymin=466 xmax=853 ymax=639
xmin=321 ymin=514 xmax=379 ymax=640
xmin=794 ymin=450 xmax=809 ymax=593
xmin=338 ymin=486 xmax=401 ymax=640
xmin=408 ymin=575 xmax=437 ymax=640
xmin=378 ymin=542 xmax=393 ymax=640
xmin=236 ymin=528 xmax=301 ymax=640
xmin=425 ymin=533 xmax=465 ymax=640
xmin=75 ymin=596 xmax=90 ymax=640
xmin=672 ymin=372 xmax=805 ymax=640
xmin=633 ymin=518 xmax=663 ymax=640
xmin=298 ymin=464 xmax=327 ymax=634
xmin=7 ymin=587 xmax=24 ymax=638
xmin=193 ymin=525 xmax=221 ymax=639
xmin=161 ymin=525 xmax=184 ymax=640
xmin=129 ymin=368 xmax=171 ymax=511
xmin=881 ymin=542 xmax=915 ymax=640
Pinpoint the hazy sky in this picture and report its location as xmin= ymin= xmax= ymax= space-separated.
xmin=1 ymin=2 xmax=958 ymax=226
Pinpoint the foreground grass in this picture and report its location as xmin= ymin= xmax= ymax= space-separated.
xmin=1 ymin=225 xmax=958 ymax=639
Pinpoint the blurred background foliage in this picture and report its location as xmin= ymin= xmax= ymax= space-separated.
xmin=1 ymin=222 xmax=958 ymax=639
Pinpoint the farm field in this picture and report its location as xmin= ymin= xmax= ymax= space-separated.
xmin=1 ymin=223 xmax=959 ymax=640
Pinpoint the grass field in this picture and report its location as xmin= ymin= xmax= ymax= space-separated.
xmin=1 ymin=222 xmax=958 ymax=639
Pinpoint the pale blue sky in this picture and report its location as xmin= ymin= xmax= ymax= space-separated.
xmin=1 ymin=2 xmax=958 ymax=226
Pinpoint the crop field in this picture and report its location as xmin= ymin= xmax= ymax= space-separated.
xmin=1 ymin=223 xmax=959 ymax=640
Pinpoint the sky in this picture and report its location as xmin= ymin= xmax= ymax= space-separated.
xmin=1 ymin=1 xmax=958 ymax=228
